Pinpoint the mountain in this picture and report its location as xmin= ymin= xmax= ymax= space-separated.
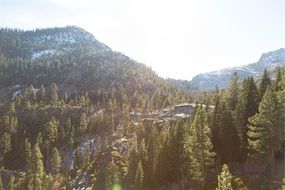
xmin=0 ymin=26 xmax=110 ymax=59
xmin=0 ymin=26 xmax=190 ymax=189
xmin=0 ymin=26 xmax=185 ymax=108
xmin=0 ymin=26 xmax=284 ymax=190
xmin=188 ymin=48 xmax=285 ymax=90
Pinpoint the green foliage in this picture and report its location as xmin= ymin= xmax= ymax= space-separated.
xmin=233 ymin=77 xmax=260 ymax=161
xmin=44 ymin=117 xmax=58 ymax=152
xmin=0 ymin=27 xmax=283 ymax=190
xmin=127 ymin=137 xmax=140 ymax=189
xmin=259 ymin=68 xmax=271 ymax=98
xmin=50 ymin=83 xmax=59 ymax=104
xmin=105 ymin=161 xmax=121 ymax=190
xmin=0 ymin=132 xmax=11 ymax=154
xmin=27 ymin=143 xmax=44 ymax=190
xmin=185 ymin=106 xmax=215 ymax=189
xmin=248 ymin=86 xmax=282 ymax=172
xmin=226 ymin=72 xmax=239 ymax=110
xmin=135 ymin=161 xmax=144 ymax=190
xmin=216 ymin=164 xmax=233 ymax=190
xmin=51 ymin=147 xmax=62 ymax=175
xmin=79 ymin=113 xmax=88 ymax=134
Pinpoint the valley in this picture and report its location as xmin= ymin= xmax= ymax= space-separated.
xmin=0 ymin=26 xmax=284 ymax=190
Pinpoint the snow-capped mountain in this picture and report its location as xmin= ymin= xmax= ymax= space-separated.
xmin=0 ymin=26 xmax=111 ymax=60
xmin=189 ymin=48 xmax=285 ymax=90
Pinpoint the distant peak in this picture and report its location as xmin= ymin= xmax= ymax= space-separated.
xmin=257 ymin=48 xmax=285 ymax=66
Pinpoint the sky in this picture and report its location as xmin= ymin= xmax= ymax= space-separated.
xmin=0 ymin=0 xmax=284 ymax=80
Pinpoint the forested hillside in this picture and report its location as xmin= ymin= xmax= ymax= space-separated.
xmin=0 ymin=27 xmax=284 ymax=190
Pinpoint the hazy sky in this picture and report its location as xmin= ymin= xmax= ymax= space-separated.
xmin=0 ymin=0 xmax=284 ymax=79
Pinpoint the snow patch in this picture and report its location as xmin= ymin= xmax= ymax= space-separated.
xmin=12 ymin=90 xmax=21 ymax=99
xmin=32 ymin=50 xmax=58 ymax=59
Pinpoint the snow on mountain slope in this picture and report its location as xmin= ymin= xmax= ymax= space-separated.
xmin=32 ymin=49 xmax=60 ymax=59
xmin=189 ymin=48 xmax=285 ymax=90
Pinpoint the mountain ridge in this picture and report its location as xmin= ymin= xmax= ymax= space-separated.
xmin=186 ymin=48 xmax=285 ymax=90
xmin=0 ymin=26 xmax=186 ymax=108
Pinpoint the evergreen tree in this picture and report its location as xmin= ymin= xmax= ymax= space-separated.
xmin=246 ymin=77 xmax=260 ymax=118
xmin=1 ymin=132 xmax=11 ymax=154
xmin=79 ymin=113 xmax=88 ymax=134
xmin=211 ymin=87 xmax=221 ymax=158
xmin=185 ymin=106 xmax=215 ymax=189
xmin=233 ymin=177 xmax=248 ymax=190
xmin=42 ymin=174 xmax=52 ymax=190
xmin=274 ymin=67 xmax=282 ymax=92
xmin=135 ymin=160 xmax=144 ymax=190
xmin=127 ymin=136 xmax=139 ymax=189
xmin=51 ymin=147 xmax=61 ymax=175
xmin=259 ymin=68 xmax=271 ymax=99
xmin=50 ymin=83 xmax=58 ymax=103
xmin=248 ymin=86 xmax=281 ymax=173
xmin=219 ymin=102 xmax=240 ymax=162
xmin=105 ymin=160 xmax=121 ymax=190
xmin=216 ymin=164 xmax=233 ymax=190
xmin=8 ymin=102 xmax=16 ymax=114
xmin=167 ymin=118 xmax=186 ymax=186
xmin=234 ymin=77 xmax=260 ymax=160
xmin=24 ymin=85 xmax=36 ymax=102
xmin=39 ymin=85 xmax=46 ymax=102
xmin=24 ymin=138 xmax=32 ymax=171
xmin=28 ymin=143 xmax=44 ymax=190
xmin=44 ymin=117 xmax=58 ymax=151
xmin=145 ymin=126 xmax=160 ymax=188
xmin=226 ymin=72 xmax=239 ymax=110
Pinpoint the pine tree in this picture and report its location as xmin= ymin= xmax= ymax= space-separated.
xmin=145 ymin=126 xmax=159 ymax=188
xmin=185 ymin=106 xmax=215 ymax=189
xmin=50 ymin=83 xmax=58 ymax=104
xmin=127 ymin=136 xmax=139 ymax=189
xmin=79 ymin=113 xmax=88 ymax=134
xmin=233 ymin=177 xmax=248 ymax=190
xmin=39 ymin=85 xmax=46 ymax=102
xmin=219 ymin=102 xmax=240 ymax=162
xmin=24 ymin=85 xmax=36 ymax=102
xmin=31 ymin=143 xmax=44 ymax=190
xmin=51 ymin=147 xmax=61 ymax=175
xmin=105 ymin=160 xmax=121 ymax=190
xmin=248 ymin=86 xmax=281 ymax=173
xmin=211 ymin=87 xmax=221 ymax=157
xmin=226 ymin=72 xmax=239 ymax=110
xmin=167 ymin=118 xmax=186 ymax=186
xmin=259 ymin=68 xmax=271 ymax=99
xmin=42 ymin=174 xmax=50 ymax=190
xmin=1 ymin=132 xmax=11 ymax=154
xmin=135 ymin=160 xmax=144 ymax=190
xmin=274 ymin=67 xmax=282 ymax=92
xmin=44 ymin=117 xmax=58 ymax=151
xmin=8 ymin=175 xmax=14 ymax=190
xmin=8 ymin=102 xmax=16 ymax=114
xmin=246 ymin=77 xmax=260 ymax=118
xmin=216 ymin=164 xmax=233 ymax=190
xmin=233 ymin=77 xmax=260 ymax=161
xmin=24 ymin=138 xmax=32 ymax=171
